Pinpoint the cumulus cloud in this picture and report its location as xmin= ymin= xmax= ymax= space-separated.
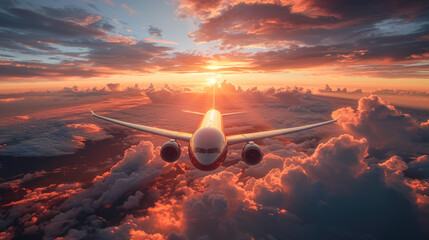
xmin=0 ymin=182 xmax=83 ymax=237
xmin=121 ymin=191 xmax=144 ymax=210
xmin=332 ymin=95 xmax=429 ymax=156
xmin=97 ymin=133 xmax=426 ymax=239
xmin=42 ymin=140 xmax=171 ymax=238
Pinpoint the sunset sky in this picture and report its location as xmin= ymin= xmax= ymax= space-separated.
xmin=0 ymin=0 xmax=428 ymax=92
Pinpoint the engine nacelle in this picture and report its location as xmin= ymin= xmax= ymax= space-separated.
xmin=160 ymin=140 xmax=181 ymax=163
xmin=241 ymin=142 xmax=263 ymax=165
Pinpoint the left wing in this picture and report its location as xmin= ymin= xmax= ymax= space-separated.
xmin=90 ymin=109 xmax=192 ymax=142
xmin=182 ymin=110 xmax=205 ymax=116
xmin=227 ymin=117 xmax=339 ymax=145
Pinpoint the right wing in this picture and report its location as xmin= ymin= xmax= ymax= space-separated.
xmin=227 ymin=117 xmax=339 ymax=145
xmin=90 ymin=109 xmax=192 ymax=142
xmin=222 ymin=111 xmax=246 ymax=116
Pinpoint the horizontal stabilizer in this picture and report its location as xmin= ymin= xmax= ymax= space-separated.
xmin=222 ymin=111 xmax=246 ymax=116
xmin=182 ymin=110 xmax=205 ymax=115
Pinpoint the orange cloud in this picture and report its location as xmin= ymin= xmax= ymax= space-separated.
xmin=103 ymin=0 xmax=114 ymax=6
xmin=0 ymin=97 xmax=24 ymax=102
xmin=144 ymin=38 xmax=179 ymax=45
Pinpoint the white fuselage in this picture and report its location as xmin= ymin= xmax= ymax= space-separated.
xmin=188 ymin=109 xmax=227 ymax=171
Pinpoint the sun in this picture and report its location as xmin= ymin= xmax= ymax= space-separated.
xmin=208 ymin=77 xmax=216 ymax=85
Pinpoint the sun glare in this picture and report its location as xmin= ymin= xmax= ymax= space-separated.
xmin=208 ymin=77 xmax=216 ymax=85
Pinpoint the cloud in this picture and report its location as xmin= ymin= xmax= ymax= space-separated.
xmin=173 ymin=0 xmax=429 ymax=78
xmin=0 ymin=97 xmax=24 ymax=102
xmin=121 ymin=3 xmax=140 ymax=15
xmin=43 ymin=140 xmax=171 ymax=238
xmin=76 ymin=133 xmax=426 ymax=239
xmin=0 ymin=1 xmax=170 ymax=80
xmin=148 ymin=26 xmax=162 ymax=37
xmin=332 ymin=95 xmax=429 ymax=156
xmin=144 ymin=38 xmax=179 ymax=45
xmin=0 ymin=123 xmax=111 ymax=157
xmin=407 ymin=155 xmax=429 ymax=179
xmin=0 ymin=182 xmax=83 ymax=237
xmin=121 ymin=191 xmax=144 ymax=210
xmin=102 ymin=0 xmax=114 ymax=7
xmin=318 ymin=84 xmax=359 ymax=93
xmin=106 ymin=83 xmax=122 ymax=92
xmin=0 ymin=170 xmax=48 ymax=190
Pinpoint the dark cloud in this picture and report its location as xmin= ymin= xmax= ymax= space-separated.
xmin=148 ymin=25 xmax=162 ymax=37
xmin=106 ymin=83 xmax=122 ymax=92
xmin=407 ymin=155 xmax=429 ymax=178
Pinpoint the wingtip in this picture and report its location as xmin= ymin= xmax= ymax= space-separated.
xmin=334 ymin=115 xmax=341 ymax=121
xmin=89 ymin=108 xmax=95 ymax=115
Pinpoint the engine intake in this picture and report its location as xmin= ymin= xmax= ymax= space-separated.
xmin=242 ymin=142 xmax=263 ymax=165
xmin=160 ymin=140 xmax=181 ymax=163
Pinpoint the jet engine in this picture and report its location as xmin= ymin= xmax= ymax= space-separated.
xmin=160 ymin=140 xmax=181 ymax=163
xmin=242 ymin=142 xmax=263 ymax=165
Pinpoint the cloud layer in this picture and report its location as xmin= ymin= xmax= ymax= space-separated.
xmin=1 ymin=91 xmax=428 ymax=239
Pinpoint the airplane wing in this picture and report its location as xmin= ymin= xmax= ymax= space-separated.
xmin=222 ymin=111 xmax=246 ymax=116
xmin=226 ymin=117 xmax=339 ymax=145
xmin=182 ymin=110 xmax=205 ymax=116
xmin=90 ymin=109 xmax=192 ymax=142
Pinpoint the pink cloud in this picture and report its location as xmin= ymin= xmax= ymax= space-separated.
xmin=121 ymin=3 xmax=141 ymax=15
xmin=103 ymin=0 xmax=114 ymax=7
xmin=144 ymin=38 xmax=179 ymax=45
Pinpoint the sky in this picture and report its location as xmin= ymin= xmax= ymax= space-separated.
xmin=0 ymin=0 xmax=428 ymax=92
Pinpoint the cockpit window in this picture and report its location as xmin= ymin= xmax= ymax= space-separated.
xmin=207 ymin=148 xmax=220 ymax=154
xmin=195 ymin=147 xmax=220 ymax=154
xmin=195 ymin=147 xmax=206 ymax=153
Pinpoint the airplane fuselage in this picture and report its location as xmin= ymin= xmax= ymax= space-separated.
xmin=188 ymin=109 xmax=227 ymax=171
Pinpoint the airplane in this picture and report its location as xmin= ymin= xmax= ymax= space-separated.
xmin=90 ymin=87 xmax=339 ymax=171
